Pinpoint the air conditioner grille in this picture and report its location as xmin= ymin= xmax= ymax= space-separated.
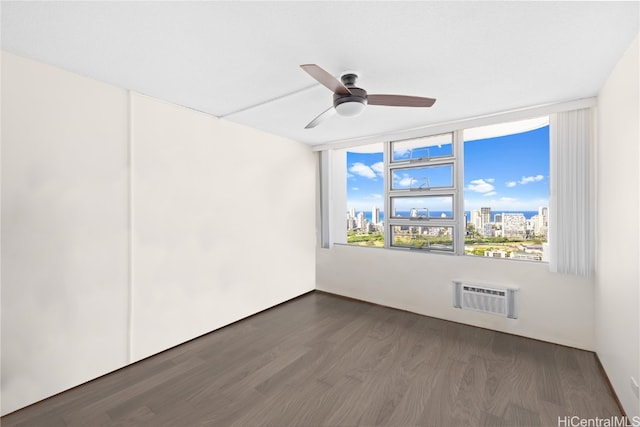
xmin=453 ymin=281 xmax=518 ymax=319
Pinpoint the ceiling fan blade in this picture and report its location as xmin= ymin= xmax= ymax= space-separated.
xmin=367 ymin=94 xmax=436 ymax=107
xmin=305 ymin=106 xmax=336 ymax=129
xmin=300 ymin=64 xmax=352 ymax=95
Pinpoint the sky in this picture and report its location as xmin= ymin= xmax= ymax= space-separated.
xmin=346 ymin=125 xmax=550 ymax=213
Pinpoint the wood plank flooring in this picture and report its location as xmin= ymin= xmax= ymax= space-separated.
xmin=2 ymin=291 xmax=622 ymax=426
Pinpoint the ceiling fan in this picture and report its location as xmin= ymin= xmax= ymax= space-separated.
xmin=300 ymin=64 xmax=436 ymax=129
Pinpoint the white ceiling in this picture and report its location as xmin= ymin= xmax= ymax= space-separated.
xmin=2 ymin=1 xmax=638 ymax=146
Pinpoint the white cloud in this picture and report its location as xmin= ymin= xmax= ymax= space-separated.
xmin=370 ymin=193 xmax=383 ymax=199
xmin=485 ymin=178 xmax=495 ymax=183
xmin=519 ymin=174 xmax=544 ymax=184
xmin=352 ymin=187 xmax=359 ymax=191
xmin=371 ymin=162 xmax=384 ymax=175
xmin=398 ymin=177 xmax=417 ymax=187
xmin=393 ymin=149 xmax=411 ymax=159
xmin=500 ymin=197 xmax=517 ymax=202
xmin=506 ymin=181 xmax=517 ymax=188
xmin=393 ymin=172 xmax=418 ymax=188
xmin=484 ymin=191 xmax=497 ymax=197
xmin=349 ymin=162 xmax=376 ymax=179
xmin=347 ymin=173 xmax=354 ymax=179
xmin=467 ymin=178 xmax=495 ymax=194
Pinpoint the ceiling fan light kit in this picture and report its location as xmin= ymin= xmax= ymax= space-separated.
xmin=300 ymin=64 xmax=436 ymax=128
xmin=335 ymin=99 xmax=366 ymax=117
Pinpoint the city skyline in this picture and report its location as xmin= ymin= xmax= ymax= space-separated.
xmin=346 ymin=125 xmax=550 ymax=212
xmin=348 ymin=207 xmax=546 ymax=222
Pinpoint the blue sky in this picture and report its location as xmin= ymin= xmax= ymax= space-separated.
xmin=346 ymin=151 xmax=385 ymax=212
xmin=464 ymin=125 xmax=549 ymax=211
xmin=346 ymin=125 xmax=549 ymax=213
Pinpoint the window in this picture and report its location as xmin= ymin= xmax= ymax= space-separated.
xmin=390 ymin=196 xmax=454 ymax=219
xmin=339 ymin=116 xmax=550 ymax=262
xmin=346 ymin=143 xmax=384 ymax=247
xmin=390 ymin=226 xmax=454 ymax=251
xmin=391 ymin=134 xmax=453 ymax=162
xmin=463 ymin=117 xmax=549 ymax=262
xmin=391 ymin=164 xmax=453 ymax=190
xmin=387 ymin=133 xmax=459 ymax=253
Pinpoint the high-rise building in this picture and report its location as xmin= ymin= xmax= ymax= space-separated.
xmin=530 ymin=214 xmax=540 ymax=234
xmin=372 ymin=207 xmax=380 ymax=224
xmin=502 ymin=213 xmax=526 ymax=238
xmin=357 ymin=211 xmax=366 ymax=230
xmin=349 ymin=207 xmax=356 ymax=219
xmin=539 ymin=206 xmax=549 ymax=219
xmin=539 ymin=206 xmax=549 ymax=238
xmin=483 ymin=223 xmax=494 ymax=237
xmin=471 ymin=210 xmax=481 ymax=232
xmin=480 ymin=207 xmax=492 ymax=227
xmin=529 ymin=207 xmax=549 ymax=238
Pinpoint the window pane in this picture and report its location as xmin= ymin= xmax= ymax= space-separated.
xmin=391 ymin=164 xmax=453 ymax=190
xmin=391 ymin=226 xmax=454 ymax=251
xmin=391 ymin=196 xmax=453 ymax=219
xmin=463 ymin=117 xmax=549 ymax=262
xmin=392 ymin=133 xmax=453 ymax=162
xmin=346 ymin=144 xmax=384 ymax=247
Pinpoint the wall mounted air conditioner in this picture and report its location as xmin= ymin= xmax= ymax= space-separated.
xmin=453 ymin=281 xmax=518 ymax=319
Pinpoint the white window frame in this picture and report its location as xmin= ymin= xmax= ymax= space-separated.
xmin=384 ymin=131 xmax=464 ymax=254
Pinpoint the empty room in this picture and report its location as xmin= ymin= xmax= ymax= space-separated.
xmin=1 ymin=2 xmax=638 ymax=426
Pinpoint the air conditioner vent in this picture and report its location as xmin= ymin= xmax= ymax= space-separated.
xmin=453 ymin=281 xmax=518 ymax=318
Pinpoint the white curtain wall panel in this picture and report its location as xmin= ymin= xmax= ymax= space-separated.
xmin=549 ymin=108 xmax=595 ymax=276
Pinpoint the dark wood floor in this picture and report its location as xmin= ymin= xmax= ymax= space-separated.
xmin=2 ymin=291 xmax=622 ymax=427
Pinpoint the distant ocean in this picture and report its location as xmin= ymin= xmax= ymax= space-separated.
xmin=356 ymin=210 xmax=541 ymax=223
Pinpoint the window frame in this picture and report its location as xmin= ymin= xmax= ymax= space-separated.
xmin=390 ymin=225 xmax=455 ymax=252
xmin=384 ymin=131 xmax=465 ymax=255
xmin=390 ymin=163 xmax=454 ymax=191
xmin=389 ymin=195 xmax=455 ymax=220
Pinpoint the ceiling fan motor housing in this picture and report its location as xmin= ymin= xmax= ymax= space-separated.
xmin=333 ymin=74 xmax=367 ymax=116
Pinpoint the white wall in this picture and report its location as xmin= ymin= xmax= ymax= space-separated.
xmin=130 ymin=94 xmax=316 ymax=361
xmin=1 ymin=52 xmax=316 ymax=415
xmin=317 ymin=246 xmax=594 ymax=350
xmin=595 ymin=34 xmax=640 ymax=417
xmin=1 ymin=52 xmax=130 ymax=415
xmin=318 ymin=127 xmax=595 ymax=351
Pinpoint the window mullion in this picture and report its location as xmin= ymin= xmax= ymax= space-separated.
xmin=389 ymin=157 xmax=455 ymax=169
xmin=389 ymin=188 xmax=455 ymax=197
xmin=454 ymin=129 xmax=465 ymax=255
xmin=383 ymin=141 xmax=391 ymax=249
